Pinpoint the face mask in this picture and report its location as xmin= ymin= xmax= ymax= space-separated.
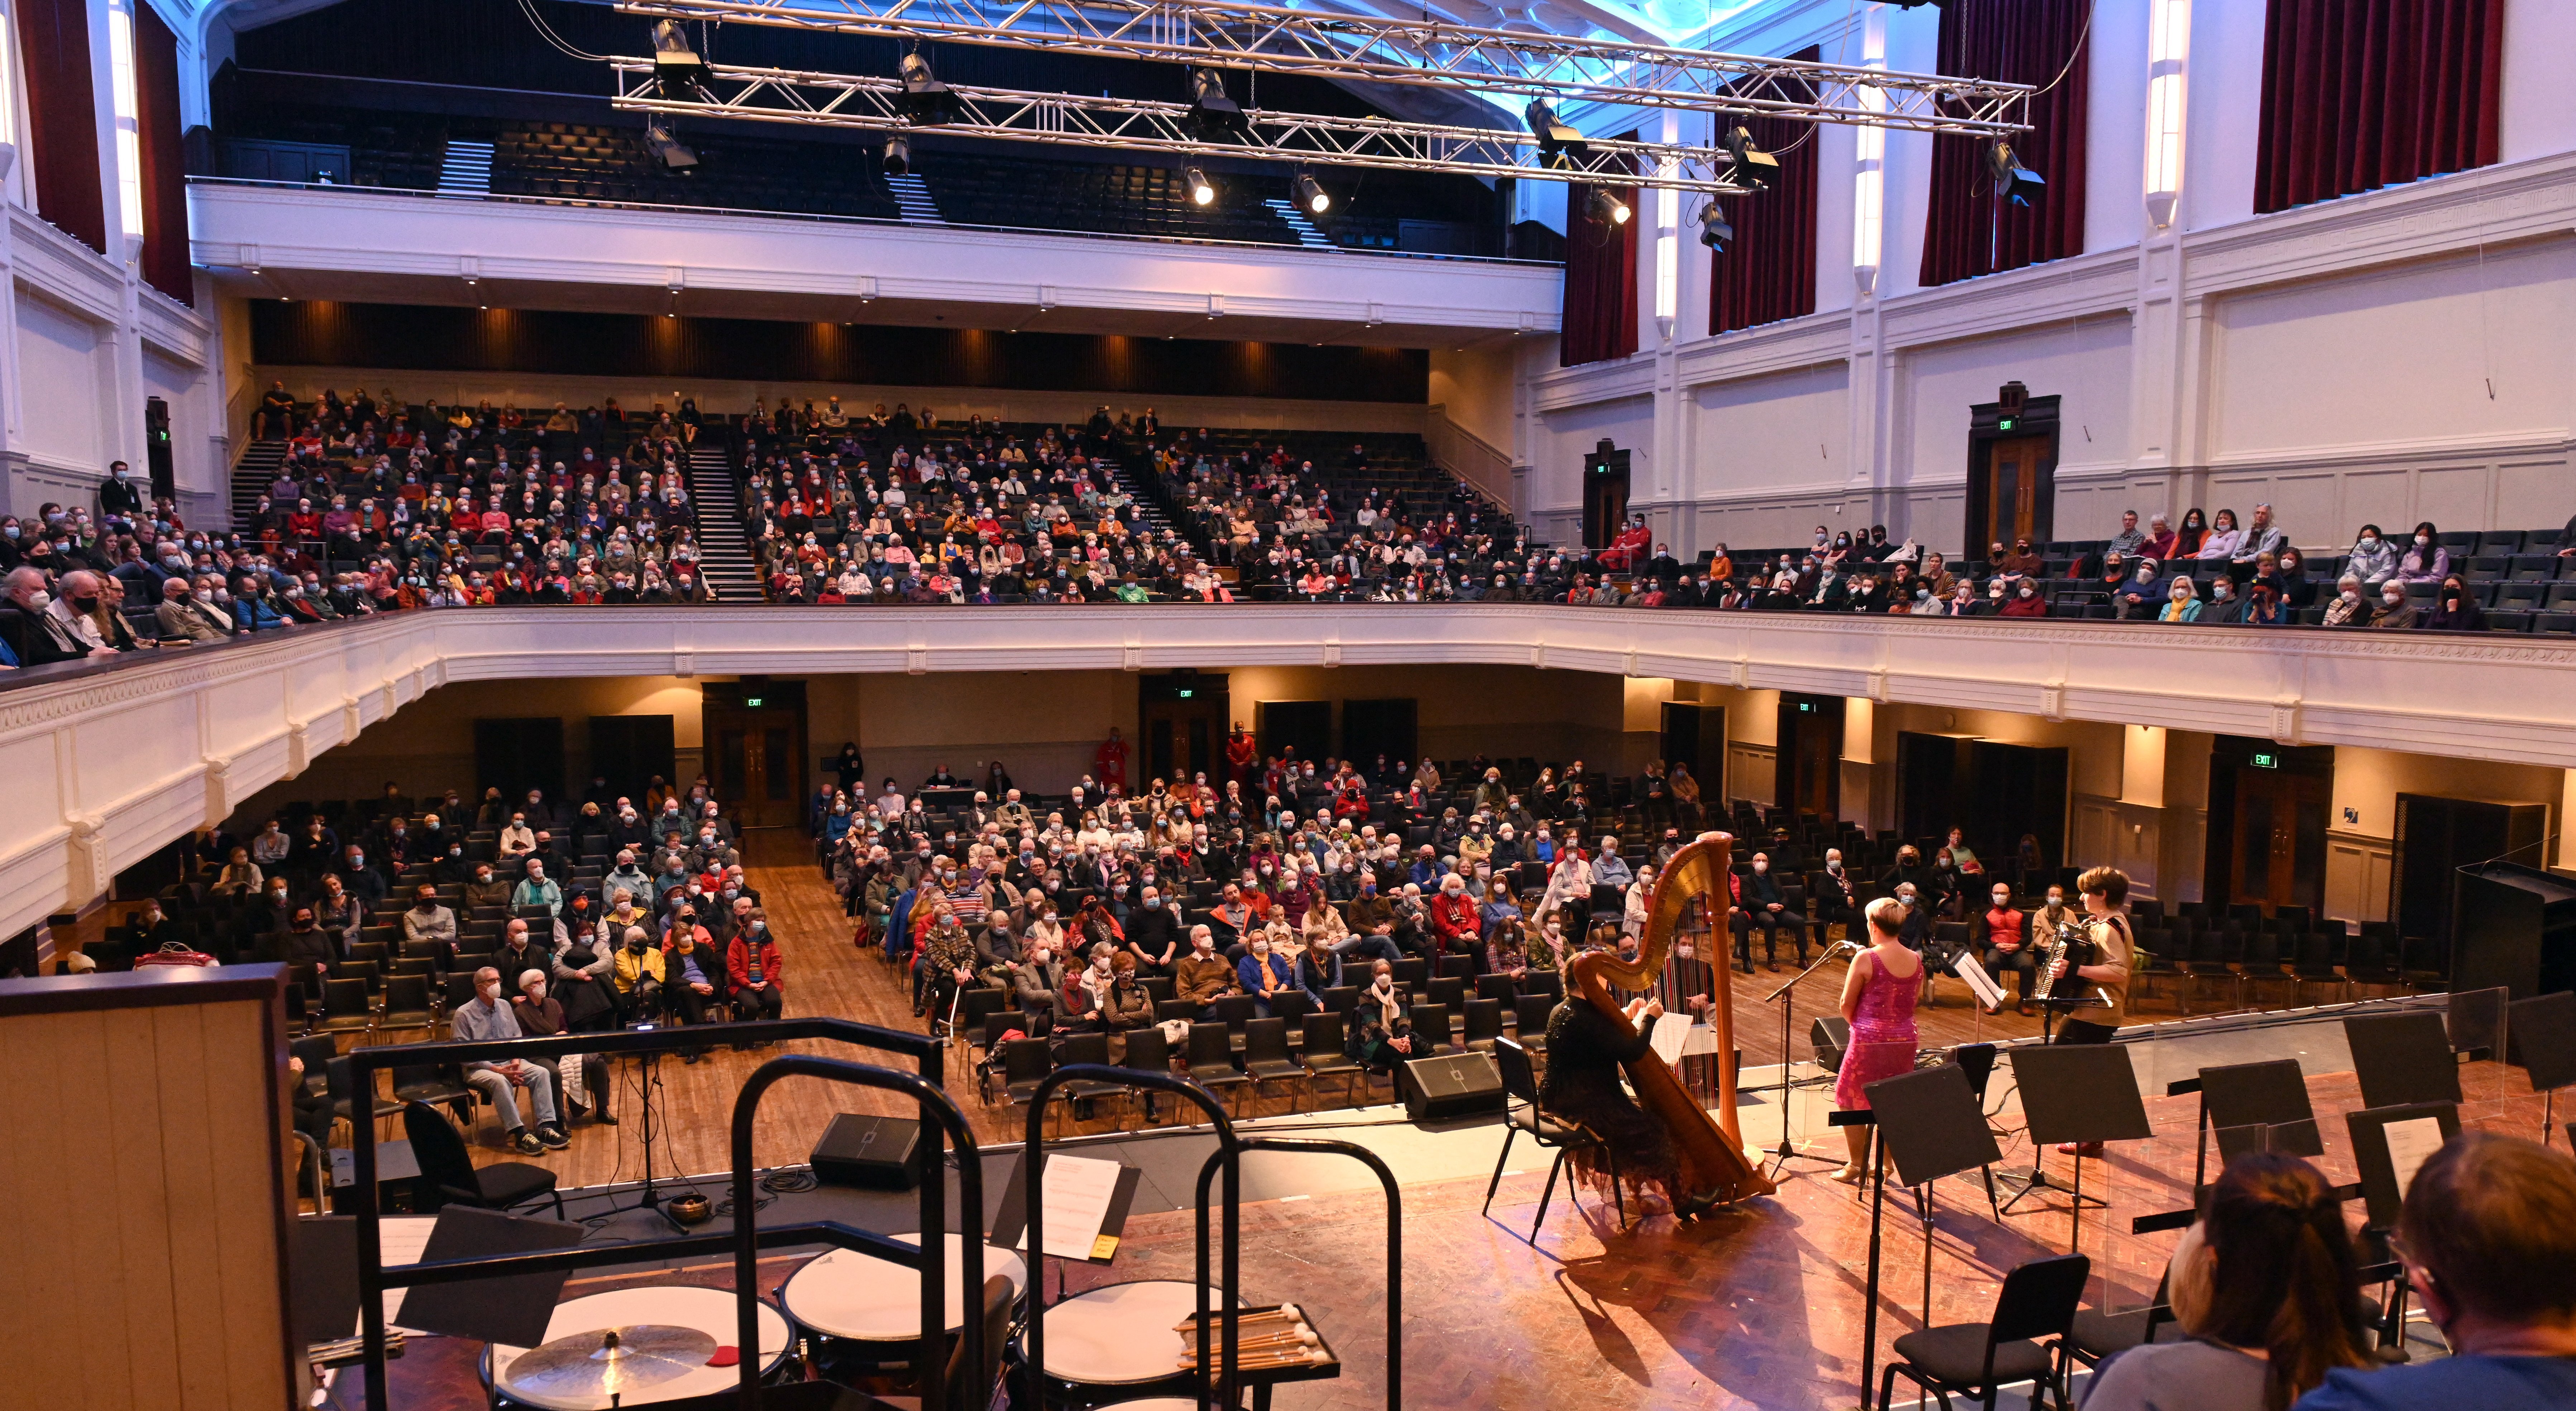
xmin=2360 ymin=535 xmax=2378 ymax=547
xmin=348 ymin=854 xmax=363 ymax=867
xmin=2215 ymin=586 xmax=2232 ymax=600
xmin=2384 ymin=594 xmax=2405 ymax=607
xmin=2018 ymin=588 xmax=2034 ymax=599
xmin=1753 ymin=861 xmax=1767 ymax=873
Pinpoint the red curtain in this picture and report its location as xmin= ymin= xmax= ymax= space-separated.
xmin=2254 ymin=0 xmax=2504 ymax=214
xmin=1559 ymin=135 xmax=1639 ymax=368
xmin=136 ymin=3 xmax=193 ymax=306
xmin=1918 ymin=0 xmax=2089 ymax=290
xmin=1710 ymin=46 xmax=1820 ymax=336
xmin=14 ymin=0 xmax=106 ymax=255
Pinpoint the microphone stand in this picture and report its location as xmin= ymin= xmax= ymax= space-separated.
xmin=1759 ymin=938 xmax=1858 ymax=1179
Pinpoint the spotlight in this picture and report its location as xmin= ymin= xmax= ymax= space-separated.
xmin=881 ymin=134 xmax=911 ymax=177
xmin=1294 ymin=172 xmax=1330 ymax=215
xmin=1187 ymin=67 xmax=1249 ymax=142
xmin=1987 ymin=140 xmax=2045 ymax=205
xmin=645 ymin=117 xmax=698 ymax=172
xmin=1526 ymin=99 xmax=1586 ymax=169
xmin=1184 ymin=166 xmax=1217 ymax=206
xmin=898 ymin=51 xmax=962 ymax=125
xmin=1697 ymin=200 xmax=1733 ymax=251
xmin=1587 ymin=187 xmax=1630 ymax=226
xmin=650 ymin=18 xmax=709 ymax=97
xmin=1722 ymin=125 xmax=1778 ymax=190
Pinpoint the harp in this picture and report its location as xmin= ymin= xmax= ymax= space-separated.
xmin=1565 ymin=832 xmax=1777 ymax=1207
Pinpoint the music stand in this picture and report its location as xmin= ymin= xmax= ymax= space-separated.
xmin=2506 ymin=991 xmax=2576 ymax=1143
xmin=1757 ymin=940 xmax=1855 ymax=1177
xmin=2345 ymin=1012 xmax=2462 ymax=1109
xmin=1998 ymin=1044 xmax=2153 ymax=1245
xmin=2447 ymin=987 xmax=2510 ymax=1062
xmin=396 ymin=1206 xmax=584 ymax=1348
xmin=1870 ymin=1064 xmax=2008 ymax=1328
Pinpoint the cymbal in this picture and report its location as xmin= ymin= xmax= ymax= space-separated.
xmin=507 ymin=1324 xmax=719 ymax=1408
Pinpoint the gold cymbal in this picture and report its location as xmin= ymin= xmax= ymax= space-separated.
xmin=506 ymin=1324 xmax=719 ymax=1408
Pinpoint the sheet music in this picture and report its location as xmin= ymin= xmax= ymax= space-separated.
xmin=1016 ymin=1154 xmax=1122 ymax=1261
xmin=1649 ymin=1012 xmax=1693 ymax=1069
xmin=371 ymin=1216 xmax=439 ymax=1334
xmin=2383 ymin=1117 xmax=2447 ymax=1200
xmin=1950 ymin=952 xmax=2005 ymax=1010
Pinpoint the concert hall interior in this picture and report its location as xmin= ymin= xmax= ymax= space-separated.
xmin=7 ymin=3 xmax=2576 ymax=1411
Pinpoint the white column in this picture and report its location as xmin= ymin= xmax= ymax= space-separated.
xmin=2128 ymin=0 xmax=2194 ymax=522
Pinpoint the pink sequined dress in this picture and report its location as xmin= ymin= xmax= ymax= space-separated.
xmin=1832 ymin=949 xmax=1923 ymax=1110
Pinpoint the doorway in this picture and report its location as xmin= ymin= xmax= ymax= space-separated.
xmin=1581 ymin=438 xmax=1631 ymax=552
xmin=1343 ymin=699 xmax=1419 ymax=769
xmin=1775 ymin=695 xmax=1843 ymax=820
xmin=474 ymin=718 xmax=565 ymax=809
xmin=1659 ymin=702 xmax=1728 ymax=803
xmin=1140 ymin=672 xmax=1228 ymax=785
xmin=704 ymin=680 xmax=808 ymax=829
xmin=2203 ymin=738 xmax=2332 ymax=916
xmin=1962 ymin=392 xmax=2060 ymax=556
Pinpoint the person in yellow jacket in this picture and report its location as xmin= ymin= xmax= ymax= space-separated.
xmin=610 ymin=924 xmax=665 ymax=1020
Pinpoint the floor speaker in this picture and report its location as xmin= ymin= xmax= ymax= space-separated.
xmin=1811 ymin=1016 xmax=1851 ymax=1073
xmin=810 ymin=1113 xmax=924 ymax=1190
xmin=1400 ymin=1051 xmax=1504 ymax=1122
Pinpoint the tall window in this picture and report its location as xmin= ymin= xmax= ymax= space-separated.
xmin=2254 ymin=0 xmax=2504 ymax=214
xmin=1917 ymin=0 xmax=2091 ymax=289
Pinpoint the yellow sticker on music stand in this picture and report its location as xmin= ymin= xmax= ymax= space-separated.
xmin=1091 ymin=1234 xmax=1120 ymax=1260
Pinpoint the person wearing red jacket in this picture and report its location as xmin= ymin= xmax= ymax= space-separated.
xmin=726 ymin=914 xmax=785 ymax=1021
xmin=1428 ymin=873 xmax=1481 ymax=961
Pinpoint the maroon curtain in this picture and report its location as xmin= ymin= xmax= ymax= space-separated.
xmin=136 ymin=3 xmax=193 ymax=305
xmin=2254 ymin=0 xmax=2504 ymax=214
xmin=1559 ymin=135 xmax=1639 ymax=367
xmin=14 ymin=0 xmax=106 ymax=255
xmin=1710 ymin=46 xmax=1820 ymax=335
xmin=1918 ymin=0 xmax=2089 ymax=289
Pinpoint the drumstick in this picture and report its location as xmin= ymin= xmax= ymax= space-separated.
xmin=1179 ymin=1348 xmax=1332 ymax=1370
xmin=1171 ymin=1305 xmax=1307 ymax=1334
xmin=1185 ymin=1329 xmax=1319 ymax=1352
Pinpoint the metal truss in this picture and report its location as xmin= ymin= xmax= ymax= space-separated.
xmin=613 ymin=0 xmax=2035 ymax=135
xmin=611 ymin=58 xmax=1756 ymax=192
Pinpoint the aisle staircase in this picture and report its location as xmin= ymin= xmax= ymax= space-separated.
xmin=682 ymin=445 xmax=765 ymax=600
xmin=230 ymin=439 xmax=288 ymax=525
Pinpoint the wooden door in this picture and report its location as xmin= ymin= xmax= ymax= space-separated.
xmin=2229 ymin=769 xmax=2329 ymax=914
xmin=1776 ymin=695 xmax=1844 ymax=821
xmin=1984 ymin=434 xmax=2051 ymax=548
xmin=707 ymin=709 xmax=806 ymax=828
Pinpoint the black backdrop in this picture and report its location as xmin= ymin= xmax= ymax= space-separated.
xmin=252 ymin=301 xmax=1429 ymax=403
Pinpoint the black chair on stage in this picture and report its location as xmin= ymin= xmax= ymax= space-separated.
xmin=1299 ymin=1012 xmax=1363 ymax=1106
xmin=401 ymin=1100 xmax=565 ymax=1219
xmin=1482 ymin=1037 xmax=1619 ymax=1243
xmin=1877 ymin=1252 xmax=2089 ymax=1411
xmin=1117 ymin=1025 xmax=1174 ymax=1127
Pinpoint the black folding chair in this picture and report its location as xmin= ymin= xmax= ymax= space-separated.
xmin=1878 ymin=1253 xmax=2089 ymax=1411
xmin=1482 ymin=1037 xmax=1618 ymax=1241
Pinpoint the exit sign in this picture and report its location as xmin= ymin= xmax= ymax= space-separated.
xmin=745 ymin=696 xmax=765 ymax=708
xmin=1998 ymin=418 xmax=2017 ymax=431
xmin=2249 ymin=751 xmax=2278 ymax=769
xmin=1176 ymin=688 xmax=1195 ymax=699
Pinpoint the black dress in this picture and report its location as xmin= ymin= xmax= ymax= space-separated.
xmin=1538 ymin=998 xmax=1679 ymax=1201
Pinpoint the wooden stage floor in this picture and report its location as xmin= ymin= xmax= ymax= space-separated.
xmin=336 ymin=832 xmax=2542 ymax=1411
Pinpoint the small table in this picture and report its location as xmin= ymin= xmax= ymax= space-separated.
xmin=329 ymin=1140 xmax=420 ymax=1188
xmin=781 ymin=1233 xmax=1029 ymax=1342
xmin=488 ymin=1286 xmax=790 ymax=1410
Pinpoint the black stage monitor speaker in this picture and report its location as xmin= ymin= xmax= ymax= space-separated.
xmin=811 ymin=1113 xmax=925 ymax=1190
xmin=1401 ymin=1051 xmax=1505 ymax=1122
xmin=1811 ymin=1016 xmax=1851 ymax=1074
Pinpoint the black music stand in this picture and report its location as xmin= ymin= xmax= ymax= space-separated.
xmin=2448 ymin=987 xmax=2510 ymax=1061
xmin=397 ymin=1206 xmax=584 ymax=1348
xmin=1870 ymin=1064 xmax=2008 ymax=1329
xmin=2133 ymin=1058 xmax=2324 ymax=1236
xmin=2506 ymin=991 xmax=2576 ymax=1143
xmin=1997 ymin=1044 xmax=2152 ymax=1244
xmin=2345 ymin=1012 xmax=2463 ymax=1109
xmin=1758 ymin=939 xmax=1856 ymax=1177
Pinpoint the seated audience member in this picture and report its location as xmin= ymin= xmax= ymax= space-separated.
xmin=2343 ymin=524 xmax=2398 ymax=587
xmin=2086 ymin=1151 xmax=2366 ymax=1411
xmin=1999 ymin=580 xmax=2049 ymax=617
xmin=1103 ymin=953 xmax=1153 ymax=1030
xmin=2370 ymin=582 xmax=2420 ymax=630
xmin=5 ymin=566 xmax=113 ymax=663
xmin=662 ymin=930 xmax=721 ymax=1052
xmin=2293 ymin=1133 xmax=2576 ymax=1410
xmin=1237 ymin=929 xmax=1297 ymax=1016
xmin=2159 ymin=575 xmax=2201 ymax=623
xmin=727 ymin=911 xmax=784 ymax=1021
xmin=2321 ymin=575 xmax=2375 ymax=627
xmin=2394 ymin=521 xmax=2449 ymax=584
xmin=511 ymin=969 xmax=614 ymax=1125
xmin=610 ymin=924 xmax=665 ymax=1018
xmin=512 ymin=858 xmax=563 ymax=916
xmin=2419 ymin=575 xmax=2487 ymax=631
xmin=449 ymin=966 xmax=569 ymax=1154
xmin=1968 ymin=881 xmax=2037 ymax=1015
xmin=1172 ymin=924 xmax=1239 ymax=1015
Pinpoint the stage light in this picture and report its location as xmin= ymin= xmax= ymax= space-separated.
xmin=1294 ymin=172 xmax=1330 ymax=214
xmin=881 ymin=134 xmax=911 ymax=177
xmin=1987 ymin=139 xmax=2044 ymax=205
xmin=645 ymin=117 xmax=698 ymax=172
xmin=1588 ymin=187 xmax=1630 ymax=226
xmin=898 ymin=51 xmax=962 ymax=125
xmin=1697 ymin=200 xmax=1733 ymax=251
xmin=651 ymin=19 xmax=709 ymax=97
xmin=1184 ymin=166 xmax=1217 ymax=206
xmin=1525 ymin=99 xmax=1585 ymax=169
xmin=1722 ymin=125 xmax=1778 ymax=190
xmin=1187 ymin=66 xmax=1248 ymax=142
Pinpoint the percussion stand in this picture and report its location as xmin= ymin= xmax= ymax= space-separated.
xmin=587 ymin=1033 xmax=688 ymax=1237
xmin=1760 ymin=940 xmax=1856 ymax=1179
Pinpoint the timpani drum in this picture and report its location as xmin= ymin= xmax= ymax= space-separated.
xmin=1036 ymin=1281 xmax=1240 ymax=1388
xmin=487 ymin=1285 xmax=791 ymax=1410
xmin=780 ymin=1233 xmax=1030 ymax=1341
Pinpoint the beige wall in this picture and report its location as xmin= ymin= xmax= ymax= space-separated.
xmin=2322 ymin=746 xmax=2562 ymax=923
xmin=1428 ymin=343 xmax=1517 ymax=451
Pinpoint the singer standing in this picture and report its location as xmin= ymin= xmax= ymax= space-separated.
xmin=1830 ymin=897 xmax=1922 ymax=1184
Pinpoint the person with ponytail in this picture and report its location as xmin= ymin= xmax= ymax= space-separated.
xmin=2084 ymin=1151 xmax=2367 ymax=1411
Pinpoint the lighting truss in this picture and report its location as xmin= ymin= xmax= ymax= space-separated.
xmin=613 ymin=0 xmax=2034 ymax=136
xmin=609 ymin=57 xmax=1755 ymax=192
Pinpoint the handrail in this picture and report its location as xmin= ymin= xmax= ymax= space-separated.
xmin=1019 ymin=1064 xmax=1241 ymax=1410
xmin=341 ymin=1017 xmax=944 ymax=1411
xmin=730 ymin=1054 xmax=984 ymax=1411
xmin=1198 ymin=1136 xmax=1405 ymax=1411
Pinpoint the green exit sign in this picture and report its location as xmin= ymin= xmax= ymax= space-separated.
xmin=1176 ymin=688 xmax=1194 ymax=699
xmin=745 ymin=697 xmax=764 ymax=708
xmin=1998 ymin=418 xmax=2016 ymax=431
xmin=2249 ymin=751 xmax=2278 ymax=769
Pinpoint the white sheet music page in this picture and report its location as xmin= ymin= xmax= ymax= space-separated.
xmin=1018 ymin=1154 xmax=1122 ymax=1260
xmin=1950 ymin=952 xmax=2005 ymax=1010
xmin=2383 ymin=1116 xmax=2447 ymax=1199
xmin=1650 ymin=1012 xmax=1693 ymax=1069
